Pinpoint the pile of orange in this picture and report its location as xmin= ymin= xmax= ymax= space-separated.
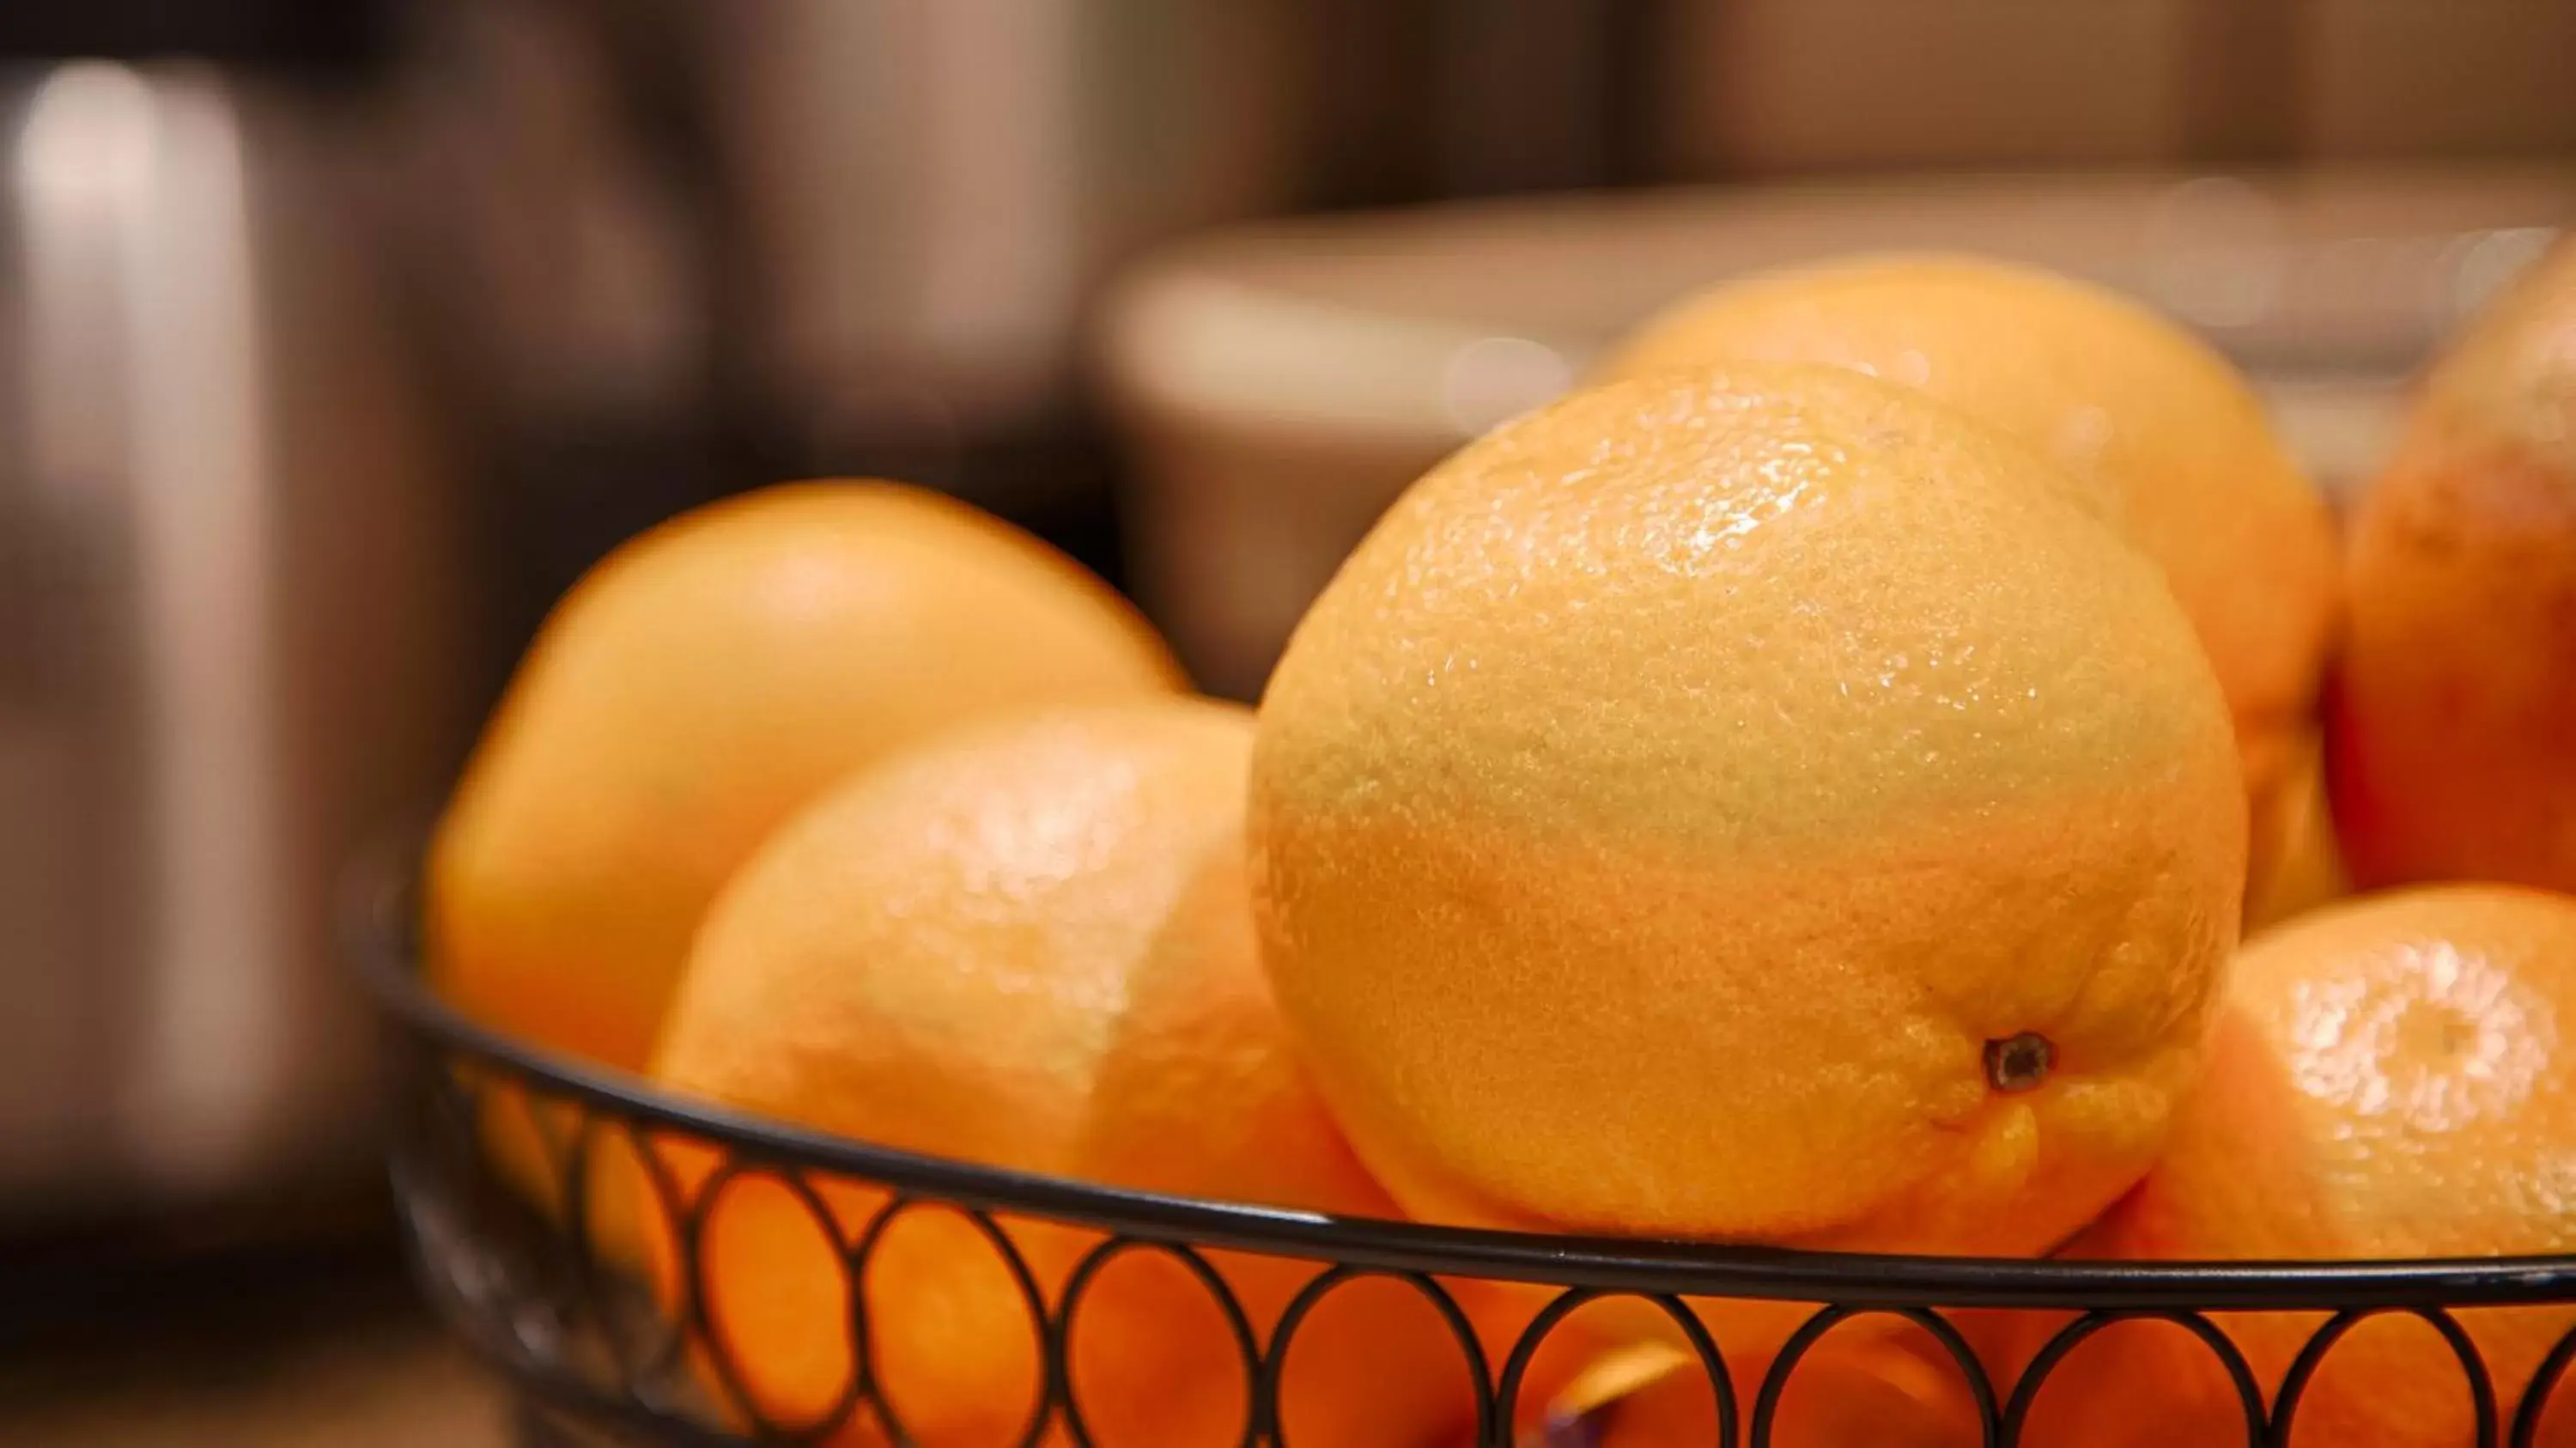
xmin=427 ymin=244 xmax=2576 ymax=1446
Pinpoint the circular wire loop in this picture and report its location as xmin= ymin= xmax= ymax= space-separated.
xmin=681 ymin=1160 xmax=872 ymax=1444
xmin=2270 ymin=1306 xmax=2499 ymax=1448
xmin=2000 ymin=1309 xmax=2266 ymax=1447
xmin=1052 ymin=1234 xmax=1265 ymax=1448
xmin=1745 ymin=1304 xmax=2004 ymax=1448
xmin=1496 ymin=1288 xmax=1741 ymax=1448
xmin=1261 ymin=1265 xmax=1498 ymax=1448
xmin=842 ymin=1196 xmax=1058 ymax=1448
xmin=2512 ymin=1320 xmax=2576 ymax=1448
xmin=611 ymin=1122 xmax=701 ymax=1392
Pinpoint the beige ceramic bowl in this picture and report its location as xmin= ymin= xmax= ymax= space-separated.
xmin=1098 ymin=170 xmax=2573 ymax=698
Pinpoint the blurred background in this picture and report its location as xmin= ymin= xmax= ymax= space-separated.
xmin=0 ymin=0 xmax=2569 ymax=1441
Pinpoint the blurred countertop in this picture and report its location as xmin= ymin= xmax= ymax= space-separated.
xmin=0 ymin=1220 xmax=507 ymax=1448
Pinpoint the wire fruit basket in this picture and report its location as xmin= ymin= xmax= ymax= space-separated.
xmin=355 ymin=884 xmax=2576 ymax=1448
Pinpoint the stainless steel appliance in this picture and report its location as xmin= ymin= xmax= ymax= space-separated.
xmin=0 ymin=54 xmax=472 ymax=1218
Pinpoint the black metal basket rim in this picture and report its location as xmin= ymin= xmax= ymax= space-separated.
xmin=355 ymin=896 xmax=2576 ymax=1314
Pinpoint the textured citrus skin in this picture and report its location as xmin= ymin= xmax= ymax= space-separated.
xmin=1251 ymin=365 xmax=2245 ymax=1256
xmin=2017 ymin=886 xmax=2576 ymax=1447
xmin=653 ymin=702 xmax=1498 ymax=1448
xmin=2329 ymin=240 xmax=2576 ymax=895
xmin=1601 ymin=256 xmax=2339 ymax=893
xmin=428 ymin=480 xmax=1182 ymax=1073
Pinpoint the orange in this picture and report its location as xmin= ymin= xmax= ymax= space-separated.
xmin=2013 ymin=886 xmax=2576 ymax=1446
xmin=651 ymin=701 xmax=1504 ymax=1448
xmin=1601 ymin=255 xmax=2341 ymax=896
xmin=428 ymin=480 xmax=1182 ymax=1073
xmin=2328 ymin=238 xmax=2576 ymax=894
xmin=1251 ymin=364 xmax=2245 ymax=1265
xmin=2244 ymin=739 xmax=2351 ymax=933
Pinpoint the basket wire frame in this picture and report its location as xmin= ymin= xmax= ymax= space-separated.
xmin=360 ymin=887 xmax=2576 ymax=1448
